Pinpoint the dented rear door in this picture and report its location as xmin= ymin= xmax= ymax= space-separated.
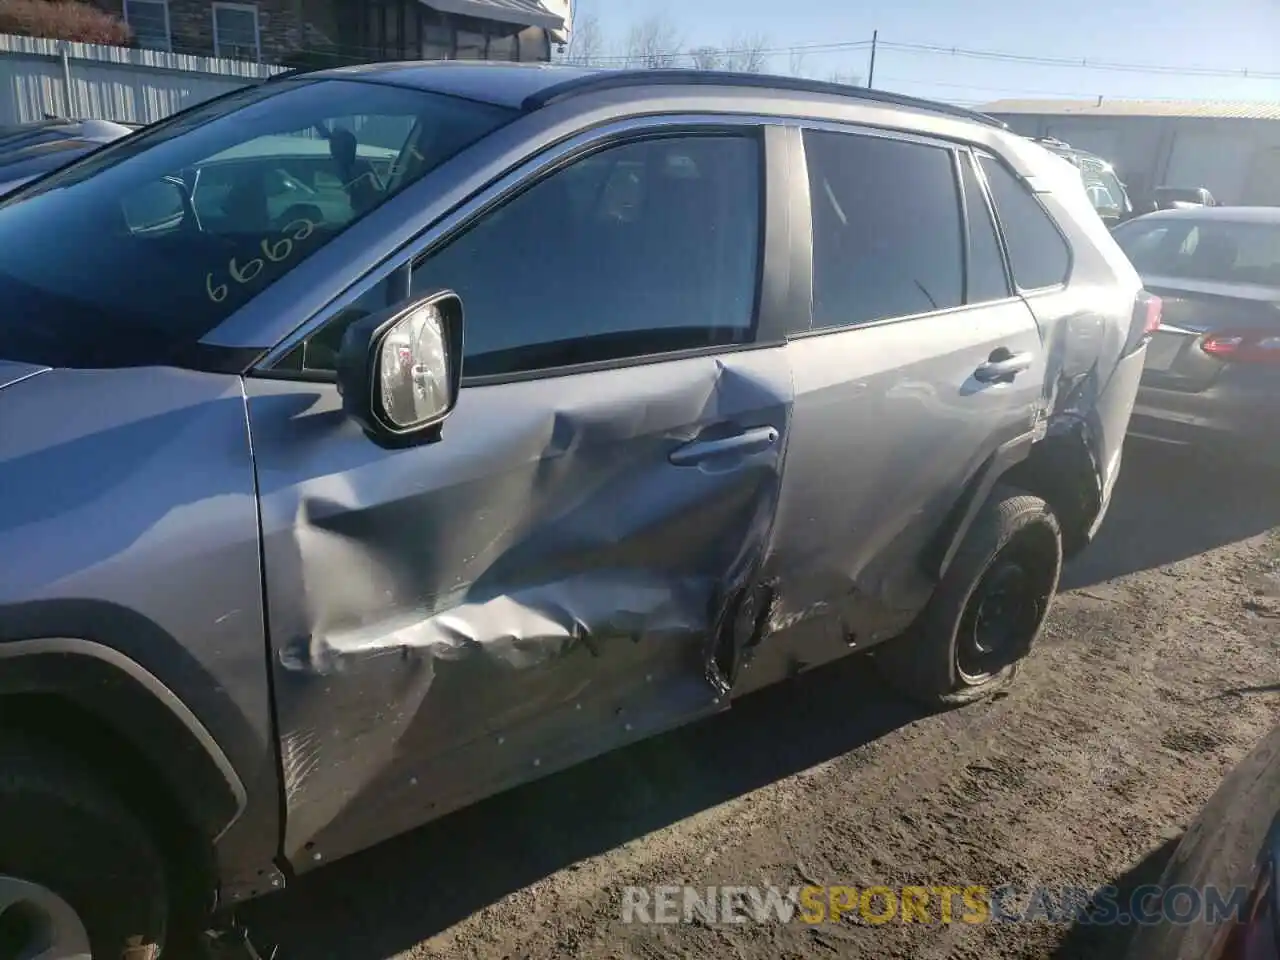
xmin=244 ymin=124 xmax=796 ymax=870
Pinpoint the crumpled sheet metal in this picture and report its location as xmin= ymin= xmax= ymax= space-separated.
xmin=246 ymin=349 xmax=792 ymax=866
xmin=280 ymin=574 xmax=709 ymax=677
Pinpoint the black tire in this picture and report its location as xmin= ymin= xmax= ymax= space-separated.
xmin=877 ymin=485 xmax=1063 ymax=706
xmin=0 ymin=731 xmax=168 ymax=959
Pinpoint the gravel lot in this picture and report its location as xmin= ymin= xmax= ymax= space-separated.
xmin=243 ymin=439 xmax=1280 ymax=960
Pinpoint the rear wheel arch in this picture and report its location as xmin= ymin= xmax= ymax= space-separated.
xmin=999 ymin=423 xmax=1103 ymax=558
xmin=926 ymin=420 xmax=1102 ymax=584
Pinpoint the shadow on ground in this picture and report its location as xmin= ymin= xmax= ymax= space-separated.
xmin=239 ymin=657 xmax=923 ymax=959
xmin=1062 ymin=439 xmax=1280 ymax=590
xmin=1048 ymin=836 xmax=1181 ymax=960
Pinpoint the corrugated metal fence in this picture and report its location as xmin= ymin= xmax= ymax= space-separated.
xmin=0 ymin=32 xmax=286 ymax=126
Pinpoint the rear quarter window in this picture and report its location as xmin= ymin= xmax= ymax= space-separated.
xmin=980 ymin=154 xmax=1072 ymax=290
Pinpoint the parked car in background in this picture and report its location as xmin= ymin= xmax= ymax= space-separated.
xmin=1030 ymin=136 xmax=1134 ymax=225
xmin=0 ymin=64 xmax=1150 ymax=958
xmin=0 ymin=117 xmax=136 ymax=194
xmin=1113 ymin=207 xmax=1280 ymax=459
xmin=1153 ymin=185 xmax=1218 ymax=210
xmin=1123 ymin=722 xmax=1280 ymax=960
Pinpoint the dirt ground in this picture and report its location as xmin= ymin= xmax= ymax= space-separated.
xmin=242 ymin=439 xmax=1280 ymax=960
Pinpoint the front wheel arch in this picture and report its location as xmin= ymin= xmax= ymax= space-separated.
xmin=0 ymin=639 xmax=246 ymax=845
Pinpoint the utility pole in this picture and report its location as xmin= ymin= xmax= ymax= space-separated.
xmin=867 ymin=30 xmax=878 ymax=88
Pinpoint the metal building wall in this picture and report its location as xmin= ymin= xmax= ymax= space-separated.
xmin=992 ymin=111 xmax=1280 ymax=205
xmin=0 ymin=32 xmax=285 ymax=126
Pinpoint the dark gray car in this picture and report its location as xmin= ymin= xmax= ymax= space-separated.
xmin=1122 ymin=722 xmax=1280 ymax=960
xmin=0 ymin=118 xmax=136 ymax=194
xmin=0 ymin=64 xmax=1149 ymax=957
xmin=1113 ymin=207 xmax=1280 ymax=459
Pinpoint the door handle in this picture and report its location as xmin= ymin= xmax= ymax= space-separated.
xmin=974 ymin=349 xmax=1035 ymax=384
xmin=669 ymin=426 xmax=780 ymax=466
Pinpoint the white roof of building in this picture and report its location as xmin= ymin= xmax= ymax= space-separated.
xmin=981 ymin=98 xmax=1280 ymax=120
xmin=420 ymin=0 xmax=566 ymax=33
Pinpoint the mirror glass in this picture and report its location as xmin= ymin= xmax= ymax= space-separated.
xmin=378 ymin=302 xmax=451 ymax=428
xmin=121 ymin=179 xmax=186 ymax=233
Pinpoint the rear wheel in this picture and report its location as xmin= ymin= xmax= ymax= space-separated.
xmin=878 ymin=485 xmax=1062 ymax=706
xmin=0 ymin=732 xmax=168 ymax=959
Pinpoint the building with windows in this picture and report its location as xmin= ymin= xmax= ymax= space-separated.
xmin=99 ymin=0 xmax=570 ymax=66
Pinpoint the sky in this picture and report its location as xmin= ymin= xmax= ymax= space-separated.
xmin=570 ymin=0 xmax=1280 ymax=107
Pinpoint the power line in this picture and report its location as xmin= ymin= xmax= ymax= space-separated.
xmin=873 ymin=75 xmax=1236 ymax=100
xmin=568 ymin=32 xmax=1280 ymax=82
xmin=578 ymin=38 xmax=872 ymax=65
xmin=877 ymin=75 xmax=1102 ymax=98
xmin=876 ymin=39 xmax=1280 ymax=80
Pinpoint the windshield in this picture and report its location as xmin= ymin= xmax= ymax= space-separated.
xmin=0 ymin=79 xmax=516 ymax=368
xmin=1114 ymin=217 xmax=1280 ymax=287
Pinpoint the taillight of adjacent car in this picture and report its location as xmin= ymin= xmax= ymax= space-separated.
xmin=1136 ymin=290 xmax=1164 ymax=337
xmin=1200 ymin=330 xmax=1280 ymax=365
xmin=1127 ymin=290 xmax=1163 ymax=354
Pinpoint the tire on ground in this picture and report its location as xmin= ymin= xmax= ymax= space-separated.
xmin=0 ymin=730 xmax=168 ymax=960
xmin=877 ymin=484 xmax=1063 ymax=706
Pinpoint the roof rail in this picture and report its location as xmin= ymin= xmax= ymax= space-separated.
xmin=263 ymin=67 xmax=309 ymax=83
xmin=522 ymin=69 xmax=1008 ymax=128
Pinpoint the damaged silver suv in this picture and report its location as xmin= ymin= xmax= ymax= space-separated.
xmin=0 ymin=64 xmax=1152 ymax=956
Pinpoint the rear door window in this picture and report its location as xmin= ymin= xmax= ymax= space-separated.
xmin=804 ymin=129 xmax=964 ymax=330
xmin=980 ymin=155 xmax=1071 ymax=290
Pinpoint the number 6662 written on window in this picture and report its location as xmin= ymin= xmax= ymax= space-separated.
xmin=205 ymin=217 xmax=316 ymax=303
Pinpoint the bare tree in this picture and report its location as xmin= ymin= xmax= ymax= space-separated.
xmin=624 ymin=14 xmax=682 ymax=69
xmin=690 ymin=45 xmax=725 ymax=71
xmin=828 ymin=70 xmax=863 ymax=86
xmin=722 ymin=32 xmax=770 ymax=73
xmin=564 ymin=11 xmax=606 ymax=66
xmin=788 ymin=48 xmax=808 ymax=77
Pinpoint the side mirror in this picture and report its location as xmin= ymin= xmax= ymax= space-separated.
xmin=336 ymin=290 xmax=464 ymax=448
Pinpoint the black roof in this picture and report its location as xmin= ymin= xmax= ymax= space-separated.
xmin=299 ymin=61 xmax=597 ymax=109
xmin=299 ymin=61 xmax=1006 ymax=128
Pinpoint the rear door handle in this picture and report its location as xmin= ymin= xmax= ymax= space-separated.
xmin=974 ymin=350 xmax=1035 ymax=384
xmin=669 ymin=426 xmax=780 ymax=466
